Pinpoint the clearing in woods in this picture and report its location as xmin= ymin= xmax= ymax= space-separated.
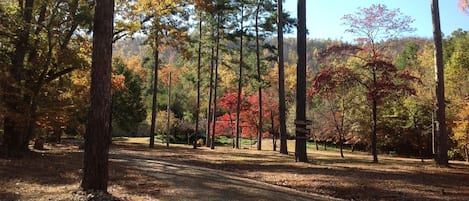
xmin=1 ymin=138 xmax=468 ymax=201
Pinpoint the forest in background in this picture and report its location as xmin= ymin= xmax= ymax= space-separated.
xmin=0 ymin=0 xmax=468 ymax=162
xmin=111 ymin=31 xmax=469 ymax=160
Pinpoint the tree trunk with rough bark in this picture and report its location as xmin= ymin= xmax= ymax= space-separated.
xmin=81 ymin=0 xmax=114 ymax=191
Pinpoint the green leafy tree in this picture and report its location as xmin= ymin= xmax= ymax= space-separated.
xmin=112 ymin=58 xmax=147 ymax=135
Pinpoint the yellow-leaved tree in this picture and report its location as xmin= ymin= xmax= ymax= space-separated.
xmin=453 ymin=99 xmax=469 ymax=162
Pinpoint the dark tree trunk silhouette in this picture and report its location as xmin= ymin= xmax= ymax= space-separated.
xmin=3 ymin=0 xmax=35 ymax=157
xmin=166 ymin=73 xmax=171 ymax=148
xmin=371 ymin=67 xmax=378 ymax=163
xmin=206 ymin=39 xmax=215 ymax=148
xmin=256 ymin=0 xmax=263 ymax=151
xmin=295 ymin=0 xmax=308 ymax=162
xmin=149 ymin=36 xmax=159 ymax=148
xmin=81 ymin=0 xmax=114 ymax=191
xmin=277 ymin=0 xmax=288 ymax=155
xmin=211 ymin=10 xmax=222 ymax=150
xmin=431 ymin=0 xmax=448 ymax=165
xmin=235 ymin=4 xmax=244 ymax=149
xmin=194 ymin=18 xmax=202 ymax=149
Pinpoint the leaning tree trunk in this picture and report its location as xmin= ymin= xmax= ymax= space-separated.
xmin=295 ymin=0 xmax=308 ymax=162
xmin=431 ymin=0 xmax=448 ymax=166
xmin=277 ymin=0 xmax=288 ymax=155
xmin=81 ymin=0 xmax=114 ymax=191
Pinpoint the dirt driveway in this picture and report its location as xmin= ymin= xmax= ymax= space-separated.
xmin=111 ymin=151 xmax=342 ymax=201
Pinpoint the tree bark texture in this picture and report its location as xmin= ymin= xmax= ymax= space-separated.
xmin=81 ymin=0 xmax=114 ymax=191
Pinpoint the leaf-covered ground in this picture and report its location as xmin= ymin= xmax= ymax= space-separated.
xmin=1 ymin=138 xmax=468 ymax=201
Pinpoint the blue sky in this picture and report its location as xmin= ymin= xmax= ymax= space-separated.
xmin=283 ymin=0 xmax=469 ymax=41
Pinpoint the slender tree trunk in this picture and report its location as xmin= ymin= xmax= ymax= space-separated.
xmin=229 ymin=112 xmax=235 ymax=148
xmin=205 ymin=25 xmax=217 ymax=148
xmin=431 ymin=0 xmax=448 ymax=166
xmin=149 ymin=36 xmax=159 ymax=148
xmin=371 ymin=70 xmax=378 ymax=163
xmin=81 ymin=0 xmax=114 ymax=191
xmin=314 ymin=135 xmax=319 ymax=150
xmin=166 ymin=73 xmax=171 ymax=148
xmin=465 ymin=144 xmax=468 ymax=163
xmin=295 ymin=0 xmax=308 ymax=162
xmin=271 ymin=110 xmax=276 ymax=151
xmin=256 ymin=0 xmax=263 ymax=151
xmin=277 ymin=0 xmax=288 ymax=155
xmin=211 ymin=11 xmax=222 ymax=150
xmin=206 ymin=45 xmax=215 ymax=148
xmin=194 ymin=18 xmax=202 ymax=149
xmin=235 ymin=5 xmax=244 ymax=150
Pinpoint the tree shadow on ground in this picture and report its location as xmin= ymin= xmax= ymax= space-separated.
xmin=111 ymin=142 xmax=469 ymax=201
xmin=0 ymin=192 xmax=21 ymax=201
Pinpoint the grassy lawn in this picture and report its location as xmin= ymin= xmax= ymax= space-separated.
xmin=1 ymin=137 xmax=468 ymax=201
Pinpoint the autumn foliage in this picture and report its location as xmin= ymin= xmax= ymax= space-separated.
xmin=214 ymin=92 xmax=278 ymax=139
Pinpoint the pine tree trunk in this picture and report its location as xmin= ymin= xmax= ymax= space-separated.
xmin=149 ymin=36 xmax=159 ymax=148
xmin=166 ymin=73 xmax=171 ymax=148
xmin=277 ymin=0 xmax=288 ymax=155
xmin=194 ymin=18 xmax=202 ymax=149
xmin=295 ymin=0 xmax=308 ymax=162
xmin=256 ymin=0 xmax=263 ymax=151
xmin=235 ymin=4 xmax=244 ymax=150
xmin=211 ymin=11 xmax=222 ymax=150
xmin=81 ymin=0 xmax=114 ymax=191
xmin=431 ymin=0 xmax=448 ymax=166
xmin=206 ymin=45 xmax=215 ymax=148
